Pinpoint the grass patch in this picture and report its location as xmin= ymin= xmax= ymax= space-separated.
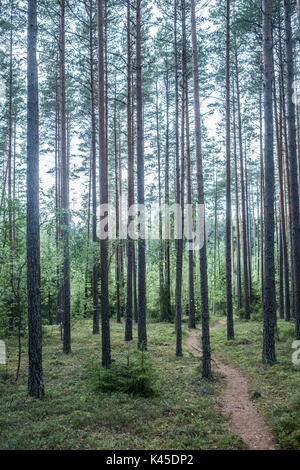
xmin=0 ymin=319 xmax=243 ymax=450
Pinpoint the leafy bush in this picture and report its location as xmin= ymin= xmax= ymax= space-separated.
xmin=272 ymin=393 xmax=300 ymax=450
xmin=86 ymin=349 xmax=159 ymax=397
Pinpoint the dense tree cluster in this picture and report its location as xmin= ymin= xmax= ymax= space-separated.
xmin=0 ymin=0 xmax=300 ymax=397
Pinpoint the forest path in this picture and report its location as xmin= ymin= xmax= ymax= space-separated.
xmin=186 ymin=322 xmax=280 ymax=451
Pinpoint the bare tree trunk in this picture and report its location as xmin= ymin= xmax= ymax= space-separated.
xmin=60 ymin=0 xmax=71 ymax=354
xmin=226 ymin=0 xmax=234 ymax=339
xmin=136 ymin=0 xmax=147 ymax=350
xmin=114 ymin=88 xmax=121 ymax=324
xmin=155 ymin=80 xmax=164 ymax=305
xmin=259 ymin=89 xmax=265 ymax=306
xmin=98 ymin=0 xmax=111 ymax=367
xmin=27 ymin=0 xmax=44 ymax=398
xmin=262 ymin=0 xmax=276 ymax=363
xmin=235 ymin=53 xmax=250 ymax=321
xmin=164 ymin=71 xmax=171 ymax=316
xmin=175 ymin=0 xmax=183 ymax=357
xmin=232 ymin=82 xmax=242 ymax=311
xmin=274 ymin=76 xmax=290 ymax=321
xmin=284 ymin=0 xmax=300 ymax=339
xmin=87 ymin=0 xmax=100 ymax=335
xmin=125 ymin=0 xmax=134 ymax=341
xmin=191 ymin=0 xmax=211 ymax=376
xmin=83 ymin=161 xmax=92 ymax=318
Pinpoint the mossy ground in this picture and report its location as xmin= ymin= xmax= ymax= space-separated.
xmin=0 ymin=318 xmax=243 ymax=450
xmin=1 ymin=316 xmax=298 ymax=450
xmin=209 ymin=317 xmax=300 ymax=450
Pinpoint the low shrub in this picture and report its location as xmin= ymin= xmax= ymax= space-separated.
xmin=86 ymin=349 xmax=159 ymax=397
xmin=272 ymin=393 xmax=300 ymax=450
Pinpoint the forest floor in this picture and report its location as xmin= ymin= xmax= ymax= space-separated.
xmin=0 ymin=316 xmax=299 ymax=450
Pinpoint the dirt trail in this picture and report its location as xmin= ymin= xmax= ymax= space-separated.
xmin=186 ymin=323 xmax=280 ymax=450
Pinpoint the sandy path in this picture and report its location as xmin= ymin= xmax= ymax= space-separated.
xmin=186 ymin=323 xmax=280 ymax=450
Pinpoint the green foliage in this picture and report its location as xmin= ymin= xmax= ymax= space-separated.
xmin=272 ymin=394 xmax=300 ymax=450
xmin=86 ymin=349 xmax=159 ymax=397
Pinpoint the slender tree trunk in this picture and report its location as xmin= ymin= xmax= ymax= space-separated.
xmin=136 ymin=0 xmax=147 ymax=350
xmin=235 ymin=53 xmax=250 ymax=321
xmin=83 ymin=161 xmax=91 ymax=318
xmin=155 ymin=80 xmax=164 ymax=304
xmin=259 ymin=89 xmax=265 ymax=306
xmin=164 ymin=71 xmax=171 ymax=316
xmin=284 ymin=0 xmax=300 ymax=339
xmin=191 ymin=0 xmax=211 ymax=376
xmin=88 ymin=0 xmax=100 ymax=335
xmin=180 ymin=3 xmax=195 ymax=330
xmin=125 ymin=0 xmax=134 ymax=341
xmin=262 ymin=0 xmax=276 ymax=363
xmin=60 ymin=0 xmax=71 ymax=354
xmin=98 ymin=0 xmax=111 ymax=367
xmin=27 ymin=0 xmax=44 ymax=398
xmin=114 ymin=90 xmax=121 ymax=324
xmin=274 ymin=76 xmax=290 ymax=321
xmin=175 ymin=0 xmax=183 ymax=357
xmin=232 ymin=82 xmax=242 ymax=311
xmin=226 ymin=0 xmax=234 ymax=339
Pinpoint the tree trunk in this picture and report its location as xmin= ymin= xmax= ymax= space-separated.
xmin=114 ymin=89 xmax=121 ymax=324
xmin=191 ymin=0 xmax=211 ymax=376
xmin=27 ymin=0 xmax=44 ymax=398
xmin=232 ymin=81 xmax=242 ymax=311
xmin=155 ymin=80 xmax=164 ymax=306
xmin=235 ymin=53 xmax=250 ymax=321
xmin=98 ymin=0 xmax=111 ymax=367
xmin=284 ymin=0 xmax=300 ymax=339
xmin=88 ymin=0 xmax=100 ymax=335
xmin=262 ymin=0 xmax=276 ymax=363
xmin=125 ymin=0 xmax=134 ymax=341
xmin=60 ymin=0 xmax=71 ymax=354
xmin=226 ymin=0 xmax=234 ymax=339
xmin=175 ymin=0 xmax=183 ymax=357
xmin=164 ymin=70 xmax=171 ymax=318
xmin=136 ymin=0 xmax=147 ymax=350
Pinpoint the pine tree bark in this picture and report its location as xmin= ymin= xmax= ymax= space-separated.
xmin=60 ymin=0 xmax=71 ymax=354
xmin=114 ymin=90 xmax=121 ymax=324
xmin=262 ymin=0 xmax=276 ymax=363
xmin=274 ymin=77 xmax=290 ymax=321
xmin=88 ymin=0 xmax=100 ymax=335
xmin=226 ymin=0 xmax=234 ymax=339
xmin=235 ymin=53 xmax=250 ymax=321
xmin=175 ymin=0 xmax=183 ymax=357
xmin=155 ymin=80 xmax=164 ymax=304
xmin=181 ymin=1 xmax=195 ymax=330
xmin=191 ymin=0 xmax=211 ymax=376
xmin=164 ymin=71 xmax=171 ymax=317
xmin=27 ymin=0 xmax=44 ymax=398
xmin=232 ymin=83 xmax=242 ymax=311
xmin=125 ymin=0 xmax=134 ymax=341
xmin=284 ymin=0 xmax=300 ymax=339
xmin=98 ymin=0 xmax=111 ymax=367
xmin=136 ymin=0 xmax=147 ymax=350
